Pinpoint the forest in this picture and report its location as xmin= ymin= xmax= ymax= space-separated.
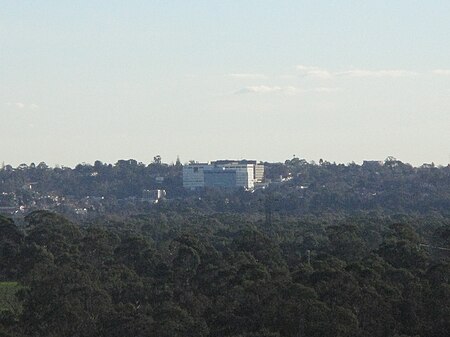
xmin=1 ymin=209 xmax=449 ymax=336
xmin=0 ymin=158 xmax=449 ymax=336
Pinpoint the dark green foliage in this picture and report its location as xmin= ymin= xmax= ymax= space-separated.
xmin=0 ymin=282 xmax=22 ymax=337
xmin=0 ymin=209 xmax=448 ymax=336
xmin=0 ymin=216 xmax=24 ymax=280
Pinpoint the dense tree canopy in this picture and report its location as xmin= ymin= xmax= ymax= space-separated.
xmin=0 ymin=209 xmax=449 ymax=336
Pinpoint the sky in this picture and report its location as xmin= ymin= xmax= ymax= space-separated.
xmin=1 ymin=1 xmax=450 ymax=167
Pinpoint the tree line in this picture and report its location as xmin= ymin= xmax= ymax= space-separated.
xmin=1 ymin=158 xmax=449 ymax=216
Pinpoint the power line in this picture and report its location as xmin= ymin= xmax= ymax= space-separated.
xmin=419 ymin=243 xmax=450 ymax=252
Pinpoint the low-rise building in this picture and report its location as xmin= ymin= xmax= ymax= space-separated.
xmin=142 ymin=189 xmax=166 ymax=203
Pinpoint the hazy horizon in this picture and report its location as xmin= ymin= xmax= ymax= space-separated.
xmin=2 ymin=1 xmax=450 ymax=167
xmin=1 ymin=155 xmax=446 ymax=169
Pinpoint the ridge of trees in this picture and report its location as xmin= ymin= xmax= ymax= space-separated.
xmin=1 ymin=157 xmax=449 ymax=216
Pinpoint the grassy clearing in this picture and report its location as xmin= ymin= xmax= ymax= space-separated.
xmin=0 ymin=282 xmax=18 ymax=288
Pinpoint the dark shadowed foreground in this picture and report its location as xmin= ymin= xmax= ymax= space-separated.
xmin=1 ymin=208 xmax=449 ymax=337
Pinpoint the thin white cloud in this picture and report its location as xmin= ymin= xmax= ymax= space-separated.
xmin=228 ymin=73 xmax=267 ymax=79
xmin=336 ymin=69 xmax=417 ymax=78
xmin=296 ymin=65 xmax=333 ymax=79
xmin=234 ymin=85 xmax=339 ymax=95
xmin=432 ymin=69 xmax=450 ymax=76
xmin=235 ymin=85 xmax=286 ymax=94
xmin=235 ymin=85 xmax=306 ymax=95
xmin=296 ymin=65 xmax=417 ymax=79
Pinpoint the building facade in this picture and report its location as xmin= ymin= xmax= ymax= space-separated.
xmin=182 ymin=163 xmax=209 ymax=190
xmin=183 ymin=160 xmax=264 ymax=190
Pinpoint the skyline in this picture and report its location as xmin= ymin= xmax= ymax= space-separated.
xmin=2 ymin=1 xmax=450 ymax=167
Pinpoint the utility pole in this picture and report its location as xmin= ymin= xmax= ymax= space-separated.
xmin=265 ymin=199 xmax=272 ymax=226
xmin=263 ymin=192 xmax=280 ymax=226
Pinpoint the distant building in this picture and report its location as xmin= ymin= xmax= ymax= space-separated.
xmin=155 ymin=176 xmax=165 ymax=184
xmin=142 ymin=189 xmax=166 ymax=203
xmin=0 ymin=206 xmax=19 ymax=215
xmin=183 ymin=160 xmax=264 ymax=190
xmin=204 ymin=167 xmax=237 ymax=188
xmin=182 ymin=163 xmax=209 ymax=190
xmin=254 ymin=164 xmax=265 ymax=183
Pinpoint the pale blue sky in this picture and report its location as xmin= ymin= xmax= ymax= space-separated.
xmin=1 ymin=1 xmax=450 ymax=166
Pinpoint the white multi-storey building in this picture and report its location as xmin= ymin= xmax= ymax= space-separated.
xmin=182 ymin=163 xmax=209 ymax=190
xmin=183 ymin=160 xmax=264 ymax=190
